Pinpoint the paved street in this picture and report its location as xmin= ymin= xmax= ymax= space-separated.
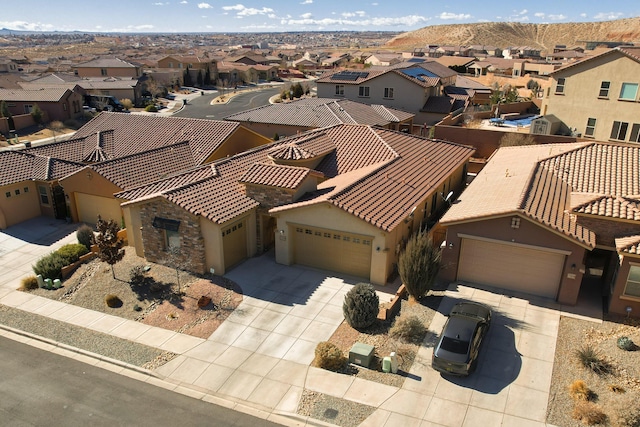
xmin=0 ymin=335 xmax=282 ymax=427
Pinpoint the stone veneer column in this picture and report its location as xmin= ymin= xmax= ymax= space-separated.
xmin=244 ymin=184 xmax=294 ymax=253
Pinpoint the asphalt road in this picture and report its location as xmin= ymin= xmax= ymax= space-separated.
xmin=0 ymin=335 xmax=283 ymax=427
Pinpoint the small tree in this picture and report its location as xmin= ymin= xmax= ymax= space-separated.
xmin=119 ymin=98 xmax=133 ymax=111
xmin=30 ymin=104 xmax=43 ymax=125
xmin=196 ymin=70 xmax=203 ymax=87
xmin=183 ymin=69 xmax=193 ymax=87
xmin=398 ymin=230 xmax=441 ymax=301
xmin=343 ymin=283 xmax=379 ymax=330
xmin=162 ymin=245 xmax=195 ymax=296
xmin=292 ymin=82 xmax=304 ymax=98
xmin=48 ymin=120 xmax=64 ymax=142
xmin=94 ymin=215 xmax=125 ymax=279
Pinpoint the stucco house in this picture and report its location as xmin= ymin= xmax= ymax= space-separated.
xmin=540 ymin=46 xmax=640 ymax=141
xmin=23 ymin=112 xmax=271 ymax=225
xmin=224 ymin=98 xmax=415 ymax=139
xmin=0 ymin=87 xmax=84 ymax=123
xmin=439 ymin=142 xmax=640 ymax=317
xmin=316 ymin=62 xmax=460 ymax=124
xmin=117 ymin=124 xmax=475 ymax=281
xmin=74 ymin=57 xmax=143 ymax=79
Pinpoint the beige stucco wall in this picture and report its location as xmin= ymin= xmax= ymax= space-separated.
xmin=0 ymin=181 xmax=43 ymax=229
xmin=440 ymin=215 xmax=589 ymax=304
xmin=76 ymin=67 xmax=140 ymax=78
xmin=610 ymin=256 xmax=640 ymax=317
xmin=541 ymin=52 xmax=640 ymax=141
xmin=122 ymin=204 xmax=144 ymax=256
xmin=201 ymin=211 xmax=257 ymax=276
xmin=60 ymin=169 xmax=123 ymax=224
xmin=204 ymin=127 xmax=272 ymax=163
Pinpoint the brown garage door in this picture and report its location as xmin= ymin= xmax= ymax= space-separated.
xmin=222 ymin=219 xmax=247 ymax=269
xmin=76 ymin=193 xmax=122 ymax=225
xmin=457 ymin=237 xmax=566 ymax=299
xmin=293 ymin=225 xmax=372 ymax=279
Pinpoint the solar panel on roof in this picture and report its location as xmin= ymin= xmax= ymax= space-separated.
xmin=400 ymin=67 xmax=437 ymax=82
xmin=330 ymin=71 xmax=369 ymax=81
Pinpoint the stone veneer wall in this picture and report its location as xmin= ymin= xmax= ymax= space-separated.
xmin=244 ymin=183 xmax=294 ymax=252
xmin=140 ymin=199 xmax=206 ymax=274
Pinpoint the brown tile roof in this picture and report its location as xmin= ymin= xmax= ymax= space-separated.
xmin=26 ymin=113 xmax=241 ymax=165
xmin=239 ymin=163 xmax=322 ymax=190
xmin=0 ymin=150 xmax=83 ymax=186
xmin=0 ymin=88 xmax=71 ymax=102
xmin=121 ymin=124 xmax=474 ymax=230
xmin=442 ymin=141 xmax=640 ymax=248
xmin=574 ymin=196 xmax=640 ymax=221
xmin=268 ymin=144 xmax=316 ymax=161
xmin=616 ymin=235 xmax=640 ymax=256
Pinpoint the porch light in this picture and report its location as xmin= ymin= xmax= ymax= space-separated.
xmin=626 ymin=306 xmax=632 ymax=318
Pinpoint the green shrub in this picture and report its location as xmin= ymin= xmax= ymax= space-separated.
xmin=144 ymin=104 xmax=158 ymax=112
xmin=19 ymin=275 xmax=39 ymax=291
xmin=575 ymin=345 xmax=612 ymax=375
xmin=389 ymin=314 xmax=426 ymax=344
xmin=313 ymin=341 xmax=346 ymax=371
xmin=105 ymin=294 xmax=122 ymax=308
xmin=76 ymin=224 xmax=95 ymax=250
xmin=617 ymin=336 xmax=635 ymax=351
xmin=398 ymin=231 xmax=441 ymax=300
xmin=56 ymin=243 xmax=89 ymax=266
xmin=572 ymin=401 xmax=606 ymax=425
xmin=343 ymin=283 xmax=379 ymax=330
xmin=33 ymin=252 xmax=67 ymax=280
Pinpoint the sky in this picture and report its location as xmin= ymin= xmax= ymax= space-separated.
xmin=2 ymin=0 xmax=640 ymax=33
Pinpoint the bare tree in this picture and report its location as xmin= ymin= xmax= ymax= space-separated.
xmin=94 ymin=216 xmax=125 ymax=279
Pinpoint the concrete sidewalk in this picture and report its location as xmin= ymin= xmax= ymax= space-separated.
xmin=0 ymin=217 xmax=583 ymax=426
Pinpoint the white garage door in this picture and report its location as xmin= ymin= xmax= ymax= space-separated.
xmin=76 ymin=193 xmax=122 ymax=225
xmin=458 ymin=237 xmax=566 ymax=299
xmin=293 ymin=225 xmax=372 ymax=279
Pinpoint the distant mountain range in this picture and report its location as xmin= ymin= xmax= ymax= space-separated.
xmin=385 ymin=17 xmax=640 ymax=51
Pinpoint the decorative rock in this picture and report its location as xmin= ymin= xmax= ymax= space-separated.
xmin=197 ymin=295 xmax=211 ymax=308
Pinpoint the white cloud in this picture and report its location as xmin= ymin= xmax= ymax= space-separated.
xmin=300 ymin=12 xmax=312 ymax=19
xmin=593 ymin=12 xmax=624 ymax=20
xmin=534 ymin=12 xmax=545 ymax=18
xmin=281 ymin=14 xmax=429 ymax=28
xmin=548 ymin=14 xmax=566 ymax=21
xmin=153 ymin=2 xmax=168 ymax=6
xmin=222 ymin=4 xmax=274 ymax=16
xmin=518 ymin=9 xmax=528 ymax=15
xmin=439 ymin=12 xmax=471 ymax=20
xmin=0 ymin=20 xmax=55 ymax=31
xmin=180 ymin=0 xmax=188 ymax=3
xmin=372 ymin=2 xmax=378 ymax=5
xmin=580 ymin=13 xmax=587 ymax=18
xmin=300 ymin=0 xmax=313 ymax=3
xmin=198 ymin=2 xmax=213 ymax=9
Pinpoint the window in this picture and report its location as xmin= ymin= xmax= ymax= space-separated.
xmin=384 ymin=87 xmax=394 ymax=99
xmin=5 ymin=192 xmax=10 ymax=198
xmin=610 ymin=121 xmax=629 ymax=141
xmin=14 ymin=189 xmax=20 ymax=196
xmin=23 ymin=104 xmax=33 ymax=114
xmin=585 ymin=118 xmax=597 ymax=137
xmin=165 ymin=229 xmax=180 ymax=249
xmin=38 ymin=185 xmax=49 ymax=205
xmin=555 ymin=77 xmax=566 ymax=94
xmin=630 ymin=124 xmax=640 ymax=143
xmin=623 ymin=265 xmax=640 ymax=298
xmin=619 ymin=83 xmax=638 ymax=101
xmin=358 ymin=86 xmax=370 ymax=97
xmin=100 ymin=68 xmax=107 ymax=76
xmin=335 ymin=85 xmax=344 ymax=96
xmin=598 ymin=81 xmax=610 ymax=98
xmin=23 ymin=187 xmax=29 ymax=193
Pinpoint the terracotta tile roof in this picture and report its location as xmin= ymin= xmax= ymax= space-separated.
xmin=239 ymin=163 xmax=322 ymax=190
xmin=0 ymin=150 xmax=83 ymax=186
xmin=122 ymin=124 xmax=474 ymax=230
xmin=616 ymin=235 xmax=640 ymax=256
xmin=268 ymin=144 xmax=316 ymax=161
xmin=83 ymin=142 xmax=198 ymax=190
xmin=116 ymin=165 xmax=216 ymax=202
xmin=76 ymin=57 xmax=139 ymax=68
xmin=442 ymin=141 xmax=640 ymax=248
xmin=26 ymin=113 xmax=241 ymax=165
xmin=574 ymin=196 xmax=640 ymax=221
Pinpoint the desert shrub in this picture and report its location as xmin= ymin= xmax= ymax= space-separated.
xmin=608 ymin=395 xmax=640 ymax=427
xmin=76 ymin=224 xmax=95 ymax=250
xmin=129 ymin=265 xmax=147 ymax=285
xmin=19 ymin=275 xmax=39 ymax=291
xmin=617 ymin=336 xmax=635 ymax=351
xmin=314 ymin=341 xmax=346 ymax=371
xmin=389 ymin=314 xmax=427 ymax=344
xmin=608 ymin=384 xmax=625 ymax=393
xmin=575 ymin=345 xmax=612 ymax=375
xmin=144 ymin=104 xmax=158 ymax=112
xmin=343 ymin=283 xmax=379 ymax=330
xmin=104 ymin=294 xmax=122 ymax=308
xmin=569 ymin=380 xmax=593 ymax=401
xmin=56 ymin=243 xmax=89 ymax=266
xmin=572 ymin=401 xmax=607 ymax=425
xmin=398 ymin=230 xmax=440 ymax=300
xmin=33 ymin=252 xmax=66 ymax=280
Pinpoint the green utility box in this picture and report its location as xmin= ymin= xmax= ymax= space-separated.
xmin=349 ymin=342 xmax=374 ymax=368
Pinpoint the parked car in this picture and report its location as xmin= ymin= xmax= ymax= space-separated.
xmin=432 ymin=301 xmax=492 ymax=376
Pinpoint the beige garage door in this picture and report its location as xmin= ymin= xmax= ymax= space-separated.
xmin=458 ymin=238 xmax=565 ymax=299
xmin=293 ymin=225 xmax=372 ymax=279
xmin=222 ymin=219 xmax=247 ymax=269
xmin=76 ymin=193 xmax=122 ymax=225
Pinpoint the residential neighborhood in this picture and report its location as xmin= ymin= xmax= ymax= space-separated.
xmin=1 ymin=17 xmax=640 ymax=427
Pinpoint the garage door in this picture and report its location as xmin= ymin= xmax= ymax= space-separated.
xmin=222 ymin=219 xmax=247 ymax=269
xmin=76 ymin=193 xmax=122 ymax=225
xmin=293 ymin=225 xmax=372 ymax=279
xmin=457 ymin=237 xmax=566 ymax=299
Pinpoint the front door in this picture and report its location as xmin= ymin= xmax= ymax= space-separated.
xmin=51 ymin=185 xmax=67 ymax=220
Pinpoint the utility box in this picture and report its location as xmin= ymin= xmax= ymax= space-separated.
xmin=349 ymin=342 xmax=374 ymax=368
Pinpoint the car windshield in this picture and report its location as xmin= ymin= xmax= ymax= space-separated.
xmin=440 ymin=336 xmax=469 ymax=354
